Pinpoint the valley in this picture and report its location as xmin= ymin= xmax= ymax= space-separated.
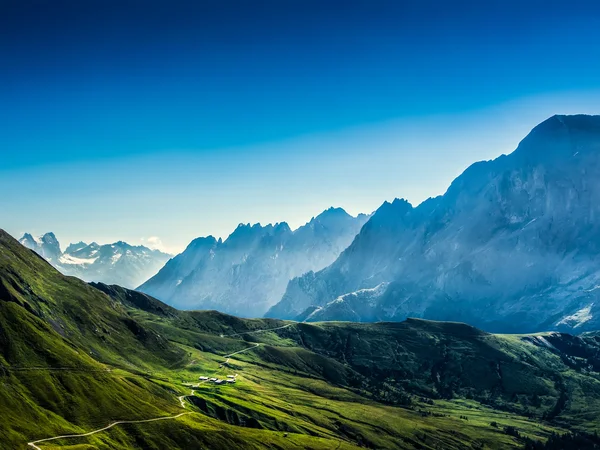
xmin=2 ymin=230 xmax=600 ymax=449
xmin=5 ymin=1 xmax=600 ymax=447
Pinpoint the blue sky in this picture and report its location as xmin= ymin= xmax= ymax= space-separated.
xmin=2 ymin=0 xmax=600 ymax=252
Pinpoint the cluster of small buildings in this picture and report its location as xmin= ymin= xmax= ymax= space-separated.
xmin=198 ymin=374 xmax=237 ymax=385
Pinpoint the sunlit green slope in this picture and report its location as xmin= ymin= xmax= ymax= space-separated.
xmin=1 ymin=229 xmax=600 ymax=449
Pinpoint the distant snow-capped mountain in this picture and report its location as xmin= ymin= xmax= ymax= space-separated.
xmin=267 ymin=115 xmax=600 ymax=334
xmin=138 ymin=207 xmax=369 ymax=317
xmin=19 ymin=233 xmax=171 ymax=289
xmin=19 ymin=232 xmax=62 ymax=263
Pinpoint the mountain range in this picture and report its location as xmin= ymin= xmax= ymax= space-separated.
xmin=267 ymin=115 xmax=600 ymax=335
xmin=19 ymin=115 xmax=600 ymax=337
xmin=19 ymin=232 xmax=171 ymax=288
xmin=139 ymin=207 xmax=369 ymax=317
xmin=1 ymin=228 xmax=600 ymax=449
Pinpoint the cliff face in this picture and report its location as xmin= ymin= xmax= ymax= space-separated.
xmin=139 ymin=208 xmax=368 ymax=317
xmin=269 ymin=115 xmax=600 ymax=334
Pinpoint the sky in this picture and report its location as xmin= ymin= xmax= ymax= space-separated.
xmin=1 ymin=0 xmax=600 ymax=253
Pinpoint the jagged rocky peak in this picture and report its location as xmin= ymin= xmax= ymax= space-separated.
xmin=273 ymin=222 xmax=292 ymax=233
xmin=65 ymin=241 xmax=88 ymax=254
xmin=15 ymin=231 xmax=170 ymax=289
xmin=42 ymin=233 xmax=62 ymax=259
xmin=442 ymin=115 xmax=600 ymax=203
xmin=19 ymin=231 xmax=62 ymax=261
xmin=138 ymin=207 xmax=369 ymax=317
xmin=364 ymin=198 xmax=414 ymax=227
xmin=268 ymin=115 xmax=600 ymax=333
xmin=19 ymin=233 xmax=37 ymax=247
xmin=187 ymin=235 xmax=218 ymax=248
xmin=223 ymin=222 xmax=283 ymax=249
xmin=302 ymin=208 xmax=370 ymax=237
xmin=41 ymin=231 xmax=59 ymax=244
xmin=315 ymin=206 xmax=351 ymax=219
xmin=228 ymin=222 xmax=264 ymax=237
xmin=512 ymin=114 xmax=600 ymax=162
xmin=379 ymin=198 xmax=413 ymax=215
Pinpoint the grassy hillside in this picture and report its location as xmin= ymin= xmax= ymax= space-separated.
xmin=2 ymin=230 xmax=600 ymax=449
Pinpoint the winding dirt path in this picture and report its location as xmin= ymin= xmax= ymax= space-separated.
xmin=220 ymin=323 xmax=293 ymax=338
xmin=27 ymin=325 xmax=274 ymax=448
xmin=27 ymin=413 xmax=191 ymax=449
xmin=223 ymin=342 xmax=261 ymax=364
xmin=177 ymin=395 xmax=187 ymax=408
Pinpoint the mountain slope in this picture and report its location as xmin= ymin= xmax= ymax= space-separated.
xmin=19 ymin=232 xmax=171 ymax=288
xmin=139 ymin=207 xmax=368 ymax=317
xmin=2 ymin=230 xmax=184 ymax=369
xmin=99 ymin=283 xmax=600 ymax=446
xmin=0 ymin=229 xmax=191 ymax=446
xmin=0 ymin=229 xmax=368 ymax=449
xmin=2 ymin=229 xmax=600 ymax=449
xmin=268 ymin=115 xmax=600 ymax=334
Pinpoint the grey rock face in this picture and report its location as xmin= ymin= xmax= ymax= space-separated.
xmin=268 ymin=115 xmax=600 ymax=334
xmin=138 ymin=208 xmax=369 ymax=317
xmin=19 ymin=232 xmax=62 ymax=263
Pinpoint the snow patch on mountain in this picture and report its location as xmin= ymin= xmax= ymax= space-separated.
xmin=59 ymin=254 xmax=98 ymax=265
xmin=557 ymin=304 xmax=594 ymax=328
xmin=268 ymin=115 xmax=600 ymax=334
xmin=19 ymin=233 xmax=171 ymax=289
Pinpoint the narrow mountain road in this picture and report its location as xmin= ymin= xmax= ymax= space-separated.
xmin=27 ymin=327 xmax=270 ymax=448
xmin=27 ymin=412 xmax=191 ymax=450
xmin=220 ymin=323 xmax=293 ymax=338
xmin=178 ymin=388 xmax=197 ymax=407
xmin=5 ymin=366 xmax=112 ymax=373
xmin=223 ymin=342 xmax=261 ymax=364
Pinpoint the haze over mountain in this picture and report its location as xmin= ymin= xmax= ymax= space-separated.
xmin=19 ymin=232 xmax=170 ymax=289
xmin=5 ymin=0 xmax=600 ymax=447
xmin=268 ymin=115 xmax=600 ymax=334
xmin=2 ymin=227 xmax=600 ymax=449
xmin=139 ymin=208 xmax=369 ymax=317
